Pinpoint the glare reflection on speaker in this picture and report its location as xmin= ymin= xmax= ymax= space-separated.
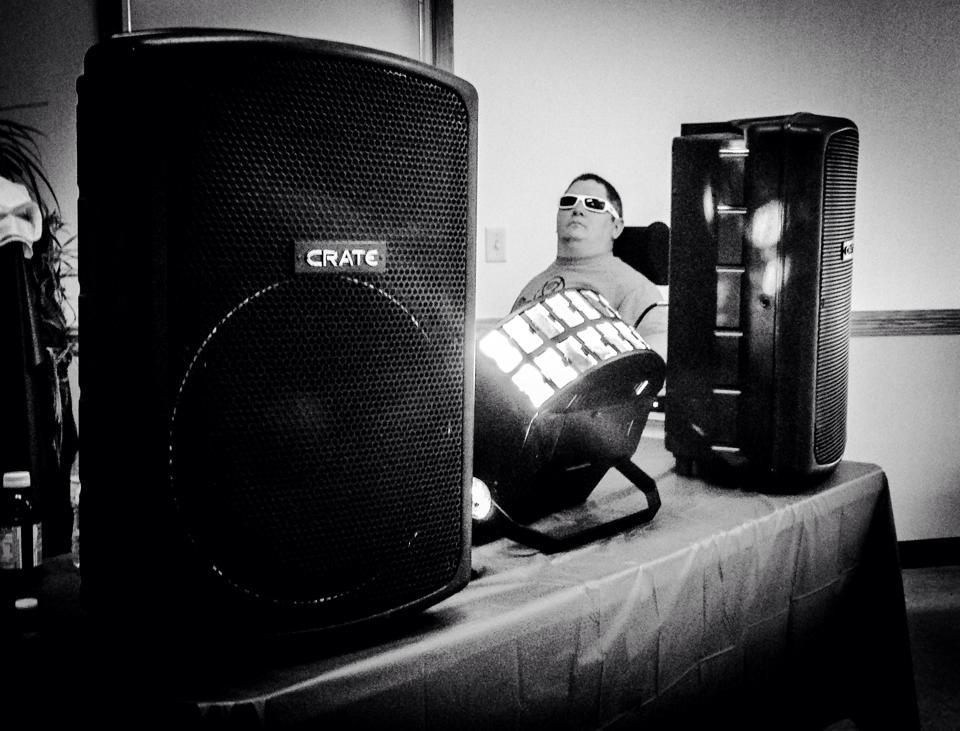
xmin=472 ymin=288 xmax=665 ymax=552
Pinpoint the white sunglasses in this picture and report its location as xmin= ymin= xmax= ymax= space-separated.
xmin=558 ymin=194 xmax=621 ymax=220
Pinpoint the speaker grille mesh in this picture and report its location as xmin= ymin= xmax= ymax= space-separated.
xmin=161 ymin=48 xmax=471 ymax=620
xmin=814 ymin=129 xmax=858 ymax=465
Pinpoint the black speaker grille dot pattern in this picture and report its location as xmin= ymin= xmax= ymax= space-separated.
xmin=162 ymin=46 xmax=471 ymax=621
xmin=815 ymin=129 xmax=858 ymax=465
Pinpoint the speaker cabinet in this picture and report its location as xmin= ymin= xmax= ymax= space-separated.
xmin=665 ymin=113 xmax=858 ymax=483
xmin=78 ymin=30 xmax=477 ymax=646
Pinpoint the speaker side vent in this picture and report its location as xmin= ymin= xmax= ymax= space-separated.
xmin=814 ymin=129 xmax=858 ymax=465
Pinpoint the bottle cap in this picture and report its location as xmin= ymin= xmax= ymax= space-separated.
xmin=2 ymin=471 xmax=31 ymax=489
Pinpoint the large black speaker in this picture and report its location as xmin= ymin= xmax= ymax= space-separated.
xmin=78 ymin=30 xmax=477 ymax=647
xmin=665 ymin=113 xmax=858 ymax=484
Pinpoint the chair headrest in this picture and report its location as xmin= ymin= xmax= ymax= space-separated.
xmin=613 ymin=221 xmax=670 ymax=285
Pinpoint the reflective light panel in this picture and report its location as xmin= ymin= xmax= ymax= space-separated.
xmin=478 ymin=289 xmax=653 ymax=409
xmin=472 ymin=288 xmax=667 ymax=550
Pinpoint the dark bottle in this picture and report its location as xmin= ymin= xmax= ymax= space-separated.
xmin=0 ymin=470 xmax=43 ymax=602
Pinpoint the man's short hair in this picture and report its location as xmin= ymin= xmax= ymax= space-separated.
xmin=568 ymin=172 xmax=623 ymax=221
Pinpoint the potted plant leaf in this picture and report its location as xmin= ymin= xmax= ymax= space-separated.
xmin=1 ymin=116 xmax=79 ymax=557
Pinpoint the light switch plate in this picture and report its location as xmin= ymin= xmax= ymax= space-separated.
xmin=484 ymin=227 xmax=507 ymax=262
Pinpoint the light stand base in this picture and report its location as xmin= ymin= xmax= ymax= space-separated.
xmin=494 ymin=458 xmax=661 ymax=554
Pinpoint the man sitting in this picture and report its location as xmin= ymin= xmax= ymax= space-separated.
xmin=512 ymin=172 xmax=667 ymax=359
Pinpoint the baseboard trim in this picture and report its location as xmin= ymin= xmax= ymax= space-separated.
xmin=850 ymin=309 xmax=960 ymax=337
xmin=898 ymin=537 xmax=960 ymax=569
xmin=480 ymin=310 xmax=960 ymax=339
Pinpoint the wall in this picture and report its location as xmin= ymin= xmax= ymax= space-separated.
xmin=454 ymin=0 xmax=960 ymax=319
xmin=454 ymin=0 xmax=960 ymax=541
xmin=3 ymin=0 xmax=957 ymax=542
xmin=124 ymin=0 xmax=422 ymax=58
xmin=1 ymin=2 xmax=94 ymax=240
xmin=846 ymin=334 xmax=960 ymax=541
xmin=1 ymin=0 xmax=423 ymax=449
xmin=1 ymin=0 xmax=98 ymax=437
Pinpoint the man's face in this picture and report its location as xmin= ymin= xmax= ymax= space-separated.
xmin=556 ymin=179 xmax=624 ymax=258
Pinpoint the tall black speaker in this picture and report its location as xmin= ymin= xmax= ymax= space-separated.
xmin=78 ymin=30 xmax=477 ymax=647
xmin=666 ymin=113 xmax=858 ymax=484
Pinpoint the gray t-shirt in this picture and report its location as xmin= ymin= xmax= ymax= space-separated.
xmin=512 ymin=252 xmax=667 ymax=358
